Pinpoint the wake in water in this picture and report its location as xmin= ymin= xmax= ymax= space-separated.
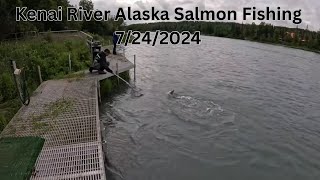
xmin=167 ymin=90 xmax=223 ymax=113
xmin=166 ymin=90 xmax=236 ymax=128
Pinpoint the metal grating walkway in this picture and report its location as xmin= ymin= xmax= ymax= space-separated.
xmin=1 ymin=79 xmax=106 ymax=180
xmin=0 ymin=54 xmax=134 ymax=180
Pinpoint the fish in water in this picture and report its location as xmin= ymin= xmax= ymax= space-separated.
xmin=167 ymin=90 xmax=177 ymax=98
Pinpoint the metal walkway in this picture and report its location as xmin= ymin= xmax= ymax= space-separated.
xmin=0 ymin=55 xmax=134 ymax=180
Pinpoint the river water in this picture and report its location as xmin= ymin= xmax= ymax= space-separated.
xmin=100 ymin=36 xmax=320 ymax=180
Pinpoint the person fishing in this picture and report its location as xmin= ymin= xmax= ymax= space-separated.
xmin=96 ymin=49 xmax=114 ymax=74
xmin=113 ymin=31 xmax=119 ymax=55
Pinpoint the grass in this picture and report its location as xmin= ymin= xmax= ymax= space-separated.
xmin=0 ymin=136 xmax=45 ymax=180
xmin=91 ymin=34 xmax=113 ymax=46
xmin=46 ymin=98 xmax=75 ymax=118
xmin=0 ymin=36 xmax=90 ymax=132
xmin=54 ymin=71 xmax=86 ymax=82
xmin=0 ymin=99 xmax=20 ymax=131
xmin=100 ymin=71 xmax=130 ymax=95
xmin=0 ymin=34 xmax=129 ymax=133
xmin=29 ymin=98 xmax=75 ymax=134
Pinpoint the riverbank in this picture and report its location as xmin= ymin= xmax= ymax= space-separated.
xmin=0 ymin=31 xmax=119 ymax=133
xmin=0 ymin=54 xmax=134 ymax=179
xmin=0 ymin=37 xmax=92 ymax=132
xmin=127 ymin=21 xmax=320 ymax=54
xmin=239 ymin=37 xmax=320 ymax=54
xmin=202 ymin=33 xmax=320 ymax=54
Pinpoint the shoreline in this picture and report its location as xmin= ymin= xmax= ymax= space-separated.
xmin=202 ymin=34 xmax=320 ymax=54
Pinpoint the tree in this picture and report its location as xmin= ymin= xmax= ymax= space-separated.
xmin=0 ymin=0 xmax=23 ymax=35
xmin=317 ymin=31 xmax=320 ymax=47
xmin=79 ymin=0 xmax=94 ymax=10
xmin=274 ymin=28 xmax=280 ymax=42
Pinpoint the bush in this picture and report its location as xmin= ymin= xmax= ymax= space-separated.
xmin=0 ymin=37 xmax=91 ymax=132
xmin=0 ymin=114 xmax=6 ymax=132
xmin=44 ymin=32 xmax=53 ymax=42
xmin=100 ymin=71 xmax=131 ymax=96
xmin=0 ymin=74 xmax=16 ymax=102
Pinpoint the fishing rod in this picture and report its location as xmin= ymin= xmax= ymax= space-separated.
xmin=113 ymin=73 xmax=143 ymax=97
xmin=113 ymin=73 xmax=134 ymax=88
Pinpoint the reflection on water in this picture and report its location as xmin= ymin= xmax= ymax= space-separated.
xmin=100 ymin=36 xmax=320 ymax=180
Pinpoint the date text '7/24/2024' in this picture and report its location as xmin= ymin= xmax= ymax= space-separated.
xmin=115 ymin=31 xmax=201 ymax=46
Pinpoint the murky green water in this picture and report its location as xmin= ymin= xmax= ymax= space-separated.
xmin=100 ymin=36 xmax=320 ymax=180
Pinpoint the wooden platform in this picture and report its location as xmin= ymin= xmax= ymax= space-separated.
xmin=85 ymin=54 xmax=134 ymax=81
xmin=0 ymin=55 xmax=134 ymax=180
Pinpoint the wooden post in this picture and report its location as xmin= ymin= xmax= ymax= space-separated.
xmin=97 ymin=81 xmax=101 ymax=104
xmin=37 ymin=65 xmax=43 ymax=84
xmin=116 ymin=62 xmax=119 ymax=86
xmin=68 ymin=54 xmax=72 ymax=72
xmin=12 ymin=61 xmax=17 ymax=70
xmin=134 ymin=55 xmax=136 ymax=82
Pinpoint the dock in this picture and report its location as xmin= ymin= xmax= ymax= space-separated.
xmin=0 ymin=54 xmax=134 ymax=180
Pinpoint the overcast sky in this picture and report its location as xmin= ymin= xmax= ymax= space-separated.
xmin=69 ymin=0 xmax=319 ymax=31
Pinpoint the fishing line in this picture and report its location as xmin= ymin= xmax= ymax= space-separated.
xmin=113 ymin=73 xmax=143 ymax=97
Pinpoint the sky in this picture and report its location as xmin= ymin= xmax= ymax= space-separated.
xmin=69 ymin=0 xmax=320 ymax=31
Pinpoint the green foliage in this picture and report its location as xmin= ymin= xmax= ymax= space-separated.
xmin=100 ymin=79 xmax=113 ymax=95
xmin=55 ymin=71 xmax=86 ymax=81
xmin=0 ymin=37 xmax=90 ymax=132
xmin=0 ymin=74 xmax=16 ymax=102
xmin=0 ymin=137 xmax=44 ymax=180
xmin=100 ymin=71 xmax=131 ymax=95
xmin=79 ymin=0 xmax=94 ymax=10
xmin=64 ymin=40 xmax=73 ymax=51
xmin=120 ymin=71 xmax=130 ymax=80
xmin=0 ymin=99 xmax=20 ymax=126
xmin=0 ymin=0 xmax=74 ymax=36
xmin=0 ymin=114 xmax=6 ymax=132
xmin=0 ymin=0 xmax=125 ymax=133
xmin=91 ymin=34 xmax=113 ymax=45
xmin=44 ymin=32 xmax=53 ymax=42
xmin=0 ymin=99 xmax=20 ymax=119
xmin=0 ymin=38 xmax=90 ymax=82
xmin=1 ymin=0 xmax=124 ymax=41
xmin=30 ymin=98 xmax=75 ymax=134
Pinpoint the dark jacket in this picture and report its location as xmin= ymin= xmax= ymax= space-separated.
xmin=113 ymin=32 xmax=119 ymax=44
xmin=97 ymin=51 xmax=108 ymax=66
xmin=97 ymin=51 xmax=113 ymax=73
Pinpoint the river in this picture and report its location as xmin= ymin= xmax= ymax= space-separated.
xmin=100 ymin=36 xmax=320 ymax=180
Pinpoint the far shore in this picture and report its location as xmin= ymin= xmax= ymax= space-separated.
xmin=202 ymin=34 xmax=320 ymax=54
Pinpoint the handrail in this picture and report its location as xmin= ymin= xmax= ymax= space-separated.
xmin=4 ymin=31 xmax=37 ymax=36
xmin=38 ymin=30 xmax=93 ymax=42
xmin=79 ymin=31 xmax=93 ymax=41
xmin=1 ymin=30 xmax=94 ymax=45
xmin=38 ymin=30 xmax=78 ymax=34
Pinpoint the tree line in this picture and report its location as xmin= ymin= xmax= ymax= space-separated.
xmin=1 ymin=0 xmax=319 ymax=52
xmin=0 ymin=0 xmax=124 ymax=40
xmin=127 ymin=21 xmax=320 ymax=52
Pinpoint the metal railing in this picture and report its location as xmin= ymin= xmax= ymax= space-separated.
xmin=1 ymin=30 xmax=93 ymax=42
xmin=0 ymin=31 xmax=37 ymax=41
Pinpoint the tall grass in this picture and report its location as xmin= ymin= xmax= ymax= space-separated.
xmin=100 ymin=71 xmax=130 ymax=96
xmin=0 ymin=37 xmax=91 ymax=132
